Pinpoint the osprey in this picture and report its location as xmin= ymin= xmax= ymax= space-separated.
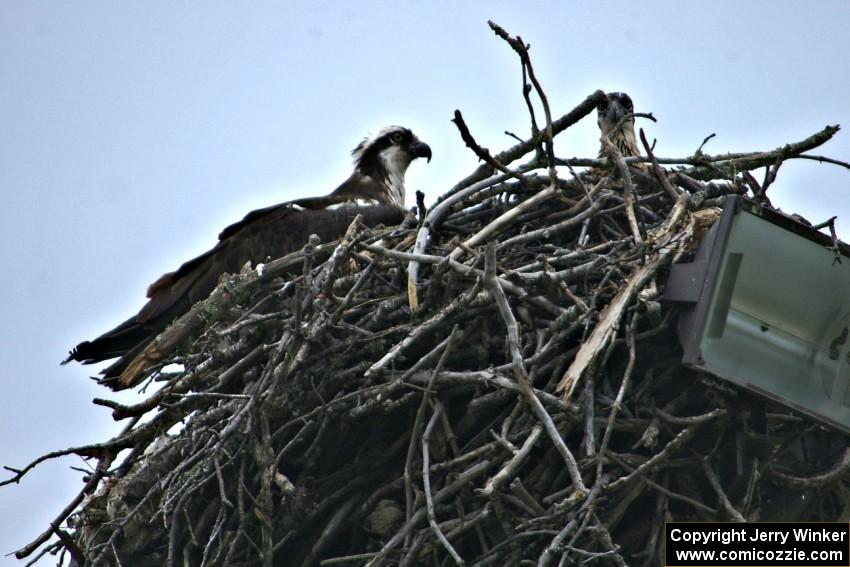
xmin=64 ymin=125 xmax=431 ymax=389
xmin=597 ymin=92 xmax=641 ymax=159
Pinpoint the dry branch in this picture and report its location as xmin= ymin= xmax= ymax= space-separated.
xmin=5 ymin=21 xmax=850 ymax=567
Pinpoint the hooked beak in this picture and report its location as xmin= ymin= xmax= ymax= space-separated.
xmin=409 ymin=140 xmax=432 ymax=163
xmin=604 ymin=99 xmax=626 ymax=123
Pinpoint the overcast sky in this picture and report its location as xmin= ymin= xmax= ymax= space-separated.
xmin=2 ymin=2 xmax=849 ymax=563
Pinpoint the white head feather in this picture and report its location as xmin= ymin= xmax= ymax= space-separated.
xmin=351 ymin=125 xmax=425 ymax=207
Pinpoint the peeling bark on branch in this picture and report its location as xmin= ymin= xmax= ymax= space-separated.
xmin=5 ymin=20 xmax=849 ymax=567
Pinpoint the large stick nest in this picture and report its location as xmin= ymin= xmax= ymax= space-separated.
xmin=7 ymin=22 xmax=850 ymax=567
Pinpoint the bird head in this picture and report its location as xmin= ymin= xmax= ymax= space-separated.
xmin=597 ymin=92 xmax=635 ymax=136
xmin=596 ymin=92 xmax=641 ymax=159
xmin=351 ymin=126 xmax=432 ymax=206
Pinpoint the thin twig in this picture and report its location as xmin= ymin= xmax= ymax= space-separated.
xmin=483 ymin=242 xmax=587 ymax=495
xmin=423 ymin=402 xmax=465 ymax=565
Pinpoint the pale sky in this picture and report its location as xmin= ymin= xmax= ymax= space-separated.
xmin=2 ymin=2 xmax=849 ymax=563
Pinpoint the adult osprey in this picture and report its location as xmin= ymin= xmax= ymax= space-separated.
xmin=64 ymin=126 xmax=431 ymax=389
xmin=597 ymin=92 xmax=641 ymax=159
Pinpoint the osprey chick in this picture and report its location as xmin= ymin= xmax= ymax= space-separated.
xmin=597 ymin=92 xmax=641 ymax=159
xmin=64 ymin=126 xmax=431 ymax=389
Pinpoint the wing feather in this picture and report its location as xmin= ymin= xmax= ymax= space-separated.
xmin=65 ymin=202 xmax=405 ymax=388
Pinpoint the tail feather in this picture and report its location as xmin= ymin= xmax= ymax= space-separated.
xmin=62 ymin=316 xmax=160 ymax=389
xmin=63 ymin=317 xmax=146 ymax=362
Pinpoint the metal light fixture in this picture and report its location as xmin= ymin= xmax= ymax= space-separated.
xmin=665 ymin=195 xmax=850 ymax=434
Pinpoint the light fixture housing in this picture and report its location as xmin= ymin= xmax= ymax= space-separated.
xmin=665 ymin=195 xmax=850 ymax=434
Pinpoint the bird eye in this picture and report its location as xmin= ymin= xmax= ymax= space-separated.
xmin=391 ymin=132 xmax=403 ymax=143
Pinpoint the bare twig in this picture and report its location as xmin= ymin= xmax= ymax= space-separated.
xmin=699 ymin=455 xmax=746 ymax=521
xmin=12 ymin=22 xmax=850 ymax=567
xmin=483 ymin=243 xmax=587 ymax=495
xmin=480 ymin=426 xmax=542 ymax=497
xmin=601 ymin=135 xmax=643 ymax=247
xmin=452 ymin=110 xmax=525 ymax=182
xmin=423 ymin=403 xmax=465 ymax=565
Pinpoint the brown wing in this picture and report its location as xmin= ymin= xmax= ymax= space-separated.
xmin=215 ymin=176 xmax=384 ymax=243
xmin=139 ymin=203 xmax=301 ymax=322
xmin=64 ymin=202 xmax=405 ymax=385
xmin=139 ymin=197 xmax=394 ymax=322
